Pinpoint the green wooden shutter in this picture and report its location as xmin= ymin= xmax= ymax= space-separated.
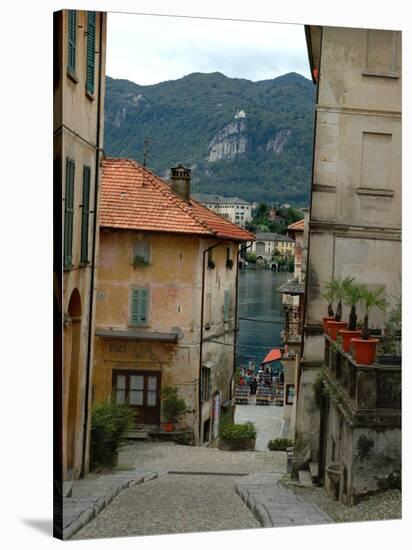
xmin=224 ymin=290 xmax=230 ymax=321
xmin=131 ymin=289 xmax=149 ymax=325
xmin=80 ymin=166 xmax=91 ymax=264
xmin=64 ymin=158 xmax=75 ymax=268
xmin=86 ymin=12 xmax=96 ymax=94
xmin=67 ymin=10 xmax=77 ymax=74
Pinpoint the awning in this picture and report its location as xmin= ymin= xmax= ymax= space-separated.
xmin=262 ymin=348 xmax=282 ymax=364
xmin=95 ymin=329 xmax=179 ymax=343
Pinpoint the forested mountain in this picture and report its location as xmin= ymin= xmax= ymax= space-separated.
xmin=104 ymin=71 xmax=315 ymax=205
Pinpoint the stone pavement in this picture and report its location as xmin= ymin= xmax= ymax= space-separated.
xmin=236 ymin=473 xmax=332 ymax=528
xmin=62 ymin=469 xmax=159 ymax=540
xmin=234 ymin=400 xmax=285 ymax=450
xmin=65 ymin=442 xmax=333 ymax=540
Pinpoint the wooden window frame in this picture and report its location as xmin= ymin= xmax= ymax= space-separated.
xmin=130 ymin=288 xmax=150 ymax=326
xmin=86 ymin=11 xmax=96 ymax=97
xmin=67 ymin=10 xmax=77 ymax=81
xmin=80 ymin=165 xmax=91 ymax=265
xmin=64 ymin=158 xmax=75 ymax=269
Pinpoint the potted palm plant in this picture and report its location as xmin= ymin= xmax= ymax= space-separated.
xmin=327 ymin=277 xmax=350 ymax=340
xmin=338 ymin=279 xmax=365 ymax=352
xmin=322 ymin=278 xmax=339 ymax=333
xmin=161 ymin=385 xmax=188 ymax=432
xmin=351 ymin=286 xmax=387 ymax=365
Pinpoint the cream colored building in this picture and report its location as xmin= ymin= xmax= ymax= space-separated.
xmin=92 ymin=160 xmax=253 ymax=446
xmin=193 ymin=193 xmax=253 ymax=228
xmin=293 ymin=25 xmax=401 ymax=502
xmin=249 ymin=232 xmax=295 ymax=263
xmin=54 ymin=9 xmax=107 ymax=481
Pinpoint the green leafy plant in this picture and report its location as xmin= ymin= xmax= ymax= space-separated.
xmin=360 ymin=286 xmax=387 ymax=340
xmin=323 ymin=278 xmax=340 ymax=317
xmin=267 ymin=437 xmax=293 ymax=451
xmin=226 ymin=258 xmax=234 ymax=270
xmin=342 ymin=279 xmax=365 ymax=330
xmin=133 ymin=255 xmax=149 ymax=267
xmin=90 ymin=400 xmax=135 ymax=471
xmin=161 ymin=386 xmax=188 ymax=423
xmin=207 ymin=259 xmax=216 ymax=269
xmin=314 ymin=369 xmax=326 ymax=406
xmin=245 ymin=252 xmax=257 ymax=264
xmin=219 ymin=421 xmax=257 ymax=441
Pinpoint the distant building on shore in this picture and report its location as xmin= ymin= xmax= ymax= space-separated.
xmin=192 ymin=193 xmax=252 ymax=228
xmin=248 ymin=232 xmax=295 ymax=263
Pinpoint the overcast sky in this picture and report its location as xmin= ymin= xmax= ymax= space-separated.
xmin=106 ymin=12 xmax=311 ymax=85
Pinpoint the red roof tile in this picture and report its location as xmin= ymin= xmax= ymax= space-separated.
xmin=287 ymin=219 xmax=304 ymax=231
xmin=100 ymin=158 xmax=255 ymax=242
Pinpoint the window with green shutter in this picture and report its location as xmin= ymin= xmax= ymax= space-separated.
xmin=86 ymin=11 xmax=96 ymax=95
xmin=64 ymin=158 xmax=75 ymax=268
xmin=67 ymin=10 xmax=77 ymax=75
xmin=80 ymin=165 xmax=91 ymax=264
xmin=224 ymin=290 xmax=230 ymax=321
xmin=131 ymin=289 xmax=150 ymax=325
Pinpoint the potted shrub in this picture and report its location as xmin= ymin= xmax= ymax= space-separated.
xmin=351 ymin=286 xmax=387 ymax=365
xmin=322 ymin=278 xmax=339 ymax=333
xmin=226 ymin=258 xmax=234 ymax=270
xmin=161 ymin=385 xmax=188 ymax=432
xmin=218 ymin=421 xmax=257 ymax=451
xmin=326 ymin=277 xmax=350 ymax=340
xmin=338 ymin=279 xmax=365 ymax=352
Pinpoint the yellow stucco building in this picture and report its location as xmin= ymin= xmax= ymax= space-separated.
xmin=93 ymin=159 xmax=253 ymax=445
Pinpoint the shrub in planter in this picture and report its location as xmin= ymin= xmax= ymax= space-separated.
xmin=339 ymin=279 xmax=365 ymax=352
xmin=267 ymin=437 xmax=293 ymax=451
xmin=219 ymin=421 xmax=257 ymax=450
xmin=161 ymin=385 xmax=188 ymax=431
xmin=351 ymin=286 xmax=387 ymax=365
xmin=90 ymin=400 xmax=135 ymax=471
xmin=378 ymin=294 xmax=401 ymax=361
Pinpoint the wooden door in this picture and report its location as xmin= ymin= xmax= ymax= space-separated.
xmin=112 ymin=370 xmax=161 ymax=426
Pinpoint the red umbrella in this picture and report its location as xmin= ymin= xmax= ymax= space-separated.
xmin=262 ymin=348 xmax=282 ymax=364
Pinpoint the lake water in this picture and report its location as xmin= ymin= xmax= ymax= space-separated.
xmin=236 ymin=269 xmax=288 ymax=368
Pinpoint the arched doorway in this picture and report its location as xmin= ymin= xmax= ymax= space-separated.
xmin=65 ymin=289 xmax=82 ymax=476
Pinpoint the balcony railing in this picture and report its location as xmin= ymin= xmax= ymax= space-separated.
xmin=324 ymin=335 xmax=401 ymax=412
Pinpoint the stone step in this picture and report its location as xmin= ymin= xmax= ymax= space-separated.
xmin=126 ymin=431 xmax=149 ymax=440
xmin=309 ymin=462 xmax=319 ymax=479
xmin=298 ymin=470 xmax=314 ymax=487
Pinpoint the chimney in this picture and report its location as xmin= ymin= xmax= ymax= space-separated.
xmin=170 ymin=164 xmax=191 ymax=201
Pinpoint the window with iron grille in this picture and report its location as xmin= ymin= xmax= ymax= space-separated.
xmin=130 ymin=288 xmax=150 ymax=325
xmin=86 ymin=12 xmax=96 ymax=95
xmin=67 ymin=10 xmax=77 ymax=75
xmin=64 ymin=158 xmax=75 ymax=268
xmin=80 ymin=166 xmax=91 ymax=264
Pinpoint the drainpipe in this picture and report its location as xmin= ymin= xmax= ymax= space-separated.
xmin=198 ymin=240 xmax=222 ymax=445
xmin=81 ymin=12 xmax=104 ymax=477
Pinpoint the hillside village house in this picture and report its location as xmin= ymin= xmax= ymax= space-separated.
xmin=249 ymin=232 xmax=295 ymax=263
xmin=193 ymin=193 xmax=253 ymax=228
xmin=92 ymin=160 xmax=253 ymax=445
xmin=54 ymin=9 xmax=107 ymax=483
xmin=293 ymin=25 xmax=401 ymax=503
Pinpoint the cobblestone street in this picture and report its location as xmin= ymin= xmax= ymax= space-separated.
xmin=72 ymin=439 xmax=331 ymax=540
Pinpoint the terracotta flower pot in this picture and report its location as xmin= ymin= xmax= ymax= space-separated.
xmin=327 ymin=321 xmax=348 ymax=341
xmin=338 ymin=329 xmax=362 ymax=353
xmin=351 ymin=338 xmax=379 ymax=365
xmin=323 ymin=316 xmax=335 ymax=334
xmin=164 ymin=422 xmax=175 ymax=433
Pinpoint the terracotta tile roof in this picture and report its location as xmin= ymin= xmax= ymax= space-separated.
xmin=100 ymin=158 xmax=255 ymax=242
xmin=287 ymin=219 xmax=304 ymax=231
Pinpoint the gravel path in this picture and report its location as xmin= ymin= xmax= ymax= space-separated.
xmin=118 ymin=440 xmax=287 ymax=474
xmin=73 ymin=473 xmax=260 ymax=539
